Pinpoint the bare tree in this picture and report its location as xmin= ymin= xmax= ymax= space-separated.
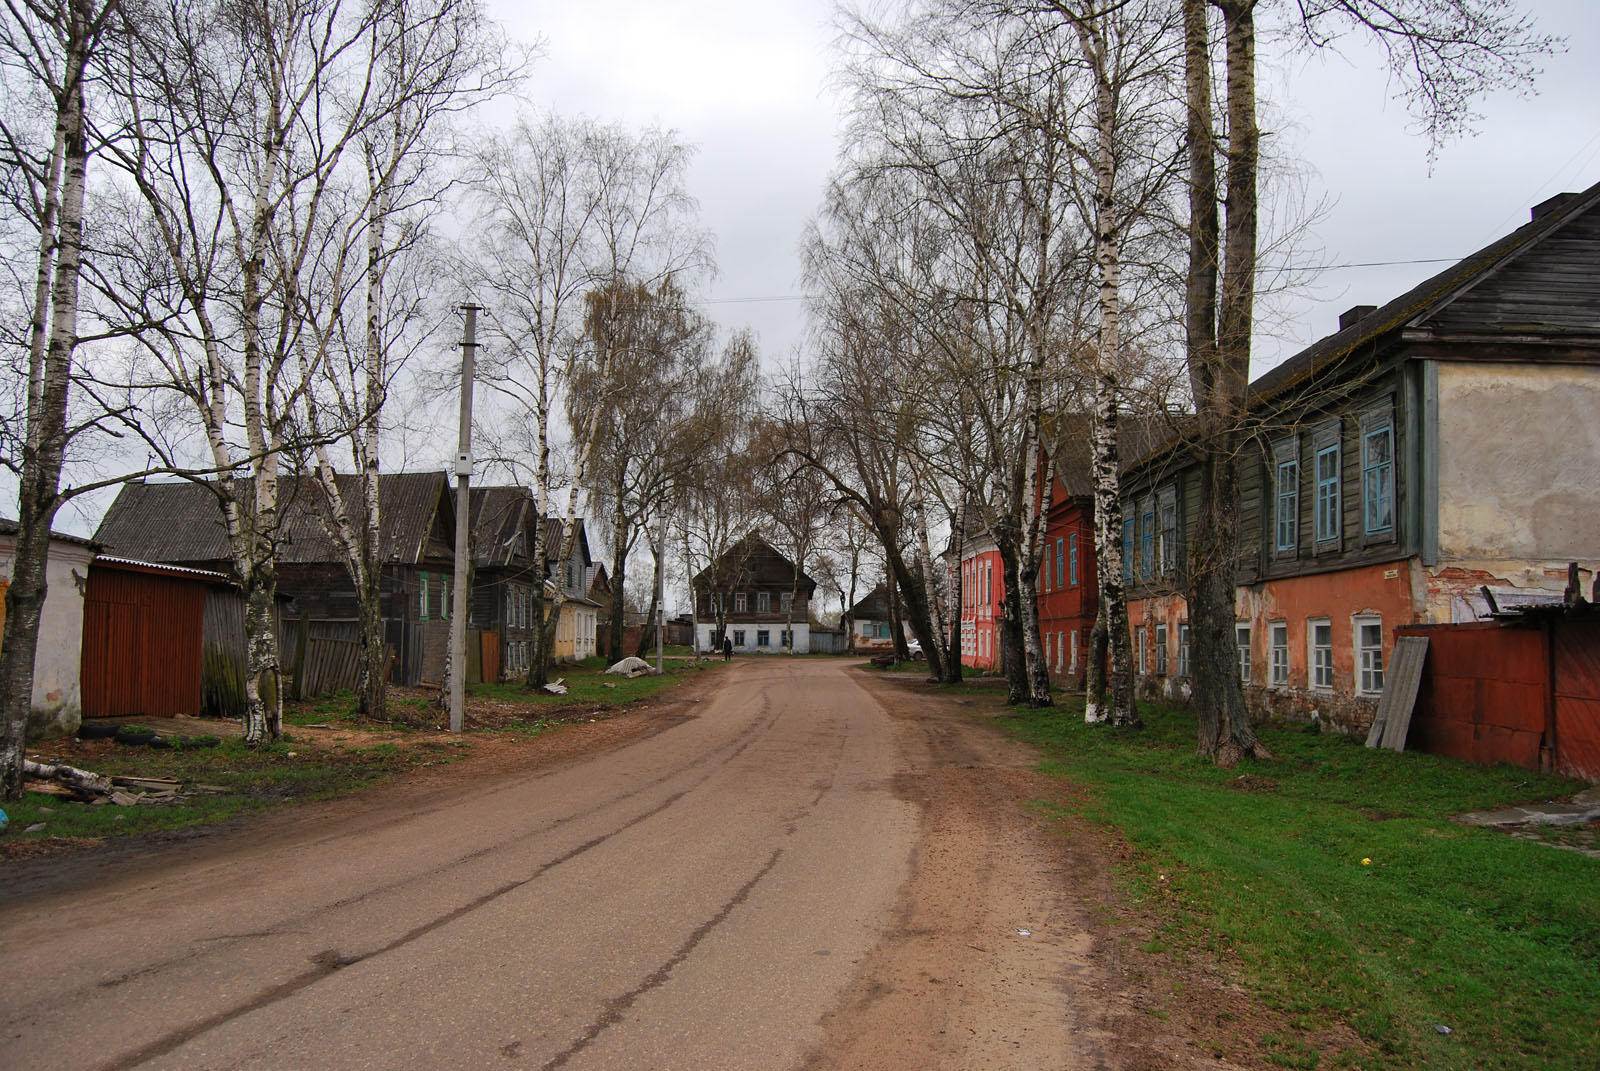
xmin=567 ymin=274 xmax=713 ymax=661
xmin=0 ymin=0 xmax=120 ymax=798
xmin=836 ymin=0 xmax=1110 ymax=704
xmin=298 ymin=0 xmax=517 ymax=722
xmin=1179 ymin=0 xmax=1555 ymax=763
xmin=97 ymin=0 xmax=455 ymax=744
xmin=463 ymin=112 xmax=708 ymax=686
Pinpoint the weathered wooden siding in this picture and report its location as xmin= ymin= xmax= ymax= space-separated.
xmin=1425 ymin=208 xmax=1600 ymax=335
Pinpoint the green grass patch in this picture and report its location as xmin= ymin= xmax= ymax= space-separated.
xmin=1002 ymin=699 xmax=1598 ymax=1071
xmin=7 ymin=735 xmax=436 ymax=844
xmin=470 ymin=657 xmax=715 ymax=710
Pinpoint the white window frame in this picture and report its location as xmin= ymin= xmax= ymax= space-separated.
xmin=1309 ymin=618 xmax=1334 ymax=691
xmin=1269 ymin=621 xmax=1289 ymax=687
xmin=734 ymin=591 xmax=747 ymax=614
xmin=1177 ymin=623 xmax=1191 ymax=677
xmin=1155 ymin=623 xmax=1168 ymax=675
xmin=1137 ymin=626 xmax=1148 ymax=674
xmin=1069 ymin=630 xmax=1078 ymax=674
xmin=1355 ymin=615 xmax=1385 ymax=695
xmin=758 ymin=591 xmax=771 ymax=614
xmin=1236 ymin=623 xmax=1252 ymax=683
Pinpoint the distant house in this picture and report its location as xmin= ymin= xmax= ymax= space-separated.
xmin=691 ymin=533 xmax=816 ymax=654
xmin=947 ymin=414 xmax=1167 ymax=682
xmin=0 ymin=519 xmax=98 ymax=739
xmin=1119 ymin=182 xmax=1600 ymax=731
xmin=848 ymin=583 xmax=909 ymax=652
xmin=94 ymin=473 xmax=458 ymax=686
xmin=544 ymin=516 xmax=600 ymax=663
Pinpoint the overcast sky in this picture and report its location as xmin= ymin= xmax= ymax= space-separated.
xmin=495 ymin=0 xmax=1599 ymax=374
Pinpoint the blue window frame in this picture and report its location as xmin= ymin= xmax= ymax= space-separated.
xmin=1068 ymin=533 xmax=1078 ymax=585
xmin=1275 ymin=457 xmax=1299 ymax=552
xmin=1362 ymin=423 xmax=1394 ymax=534
xmin=1055 ymin=538 xmax=1064 ymax=590
xmin=1315 ymin=443 xmax=1341 ymax=542
xmin=1121 ymin=519 xmax=1134 ymax=583
xmin=1140 ymin=503 xmax=1154 ymax=579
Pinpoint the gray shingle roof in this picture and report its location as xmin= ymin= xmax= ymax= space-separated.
xmin=94 ymin=472 xmax=453 ymax=566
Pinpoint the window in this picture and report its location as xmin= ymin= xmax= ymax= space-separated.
xmin=781 ymin=629 xmax=793 ymax=647
xmin=1046 ymin=632 xmax=1054 ymax=668
xmin=1270 ymin=621 xmax=1289 ymax=686
xmin=1122 ymin=519 xmax=1135 ymax=583
xmin=1155 ymin=623 xmax=1168 ymax=675
xmin=1310 ymin=618 xmax=1333 ymax=690
xmin=419 ymin=572 xmax=429 ymax=621
xmin=1158 ymin=487 xmax=1178 ymax=575
xmin=1236 ymin=624 xmax=1252 ymax=683
xmin=734 ymin=592 xmax=747 ymax=614
xmin=1356 ymin=616 xmax=1384 ymax=695
xmin=758 ymin=591 xmax=771 ymax=613
xmin=710 ymin=592 xmax=721 ymax=614
xmin=506 ymin=588 xmax=515 ymax=626
xmin=780 ymin=591 xmax=793 ymax=613
xmin=1068 ymin=533 xmax=1079 ymax=585
xmin=1177 ymin=623 xmax=1191 ymax=677
xmin=1056 ymin=631 xmax=1065 ymax=671
xmin=757 ymin=629 xmax=770 ymax=648
xmin=1315 ymin=441 xmax=1341 ymax=543
xmin=1070 ymin=630 xmax=1079 ymax=673
xmin=1362 ymin=416 xmax=1394 ymax=535
xmin=1275 ymin=443 xmax=1299 ymax=553
xmin=1140 ymin=500 xmax=1155 ymax=579
xmin=1055 ymin=538 xmax=1064 ymax=590
xmin=1137 ymin=626 xmax=1148 ymax=673
xmin=733 ymin=629 xmax=746 ymax=647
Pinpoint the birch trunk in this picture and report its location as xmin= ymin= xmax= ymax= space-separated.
xmin=1080 ymin=14 xmax=1139 ymax=728
xmin=1018 ymin=418 xmax=1053 ymax=706
xmin=1 ymin=15 xmax=92 ymax=798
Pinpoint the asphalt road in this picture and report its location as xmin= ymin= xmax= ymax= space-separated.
xmin=0 ymin=659 xmax=921 ymax=1070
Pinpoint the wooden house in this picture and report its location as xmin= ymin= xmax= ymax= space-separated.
xmin=94 ymin=472 xmax=458 ymax=686
xmin=1119 ymin=182 xmax=1600 ymax=731
xmin=691 ymin=533 xmax=816 ymax=654
xmin=847 ymin=583 xmax=906 ymax=652
xmin=467 ymin=488 xmax=602 ymax=677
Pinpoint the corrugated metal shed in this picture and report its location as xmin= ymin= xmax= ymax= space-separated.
xmin=80 ymin=559 xmax=225 ymax=717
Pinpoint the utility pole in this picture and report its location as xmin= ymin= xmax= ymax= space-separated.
xmin=449 ymin=304 xmax=480 ymax=733
xmin=655 ymin=517 xmax=665 ymax=674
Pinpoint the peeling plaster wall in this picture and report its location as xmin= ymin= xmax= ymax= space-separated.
xmin=1128 ymin=560 xmax=1428 ymax=733
xmin=1436 ymin=361 xmax=1600 ymax=563
xmin=0 ymin=534 xmax=94 ymax=735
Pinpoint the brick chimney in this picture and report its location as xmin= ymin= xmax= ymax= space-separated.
xmin=1339 ymin=304 xmax=1377 ymax=331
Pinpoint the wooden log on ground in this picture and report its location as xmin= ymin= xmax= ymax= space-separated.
xmin=22 ymin=759 xmax=112 ymax=797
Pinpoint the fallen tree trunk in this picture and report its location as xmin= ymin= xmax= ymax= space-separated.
xmin=22 ymin=758 xmax=112 ymax=797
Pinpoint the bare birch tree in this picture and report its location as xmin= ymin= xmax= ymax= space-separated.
xmin=0 ymin=0 xmax=119 ymax=798
xmin=97 ymin=0 xmax=459 ymax=743
xmin=464 ymin=113 xmax=708 ymax=686
xmin=297 ymin=0 xmax=516 ymax=721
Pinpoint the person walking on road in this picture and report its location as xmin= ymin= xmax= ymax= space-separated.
xmin=723 ymin=634 xmax=733 ymax=661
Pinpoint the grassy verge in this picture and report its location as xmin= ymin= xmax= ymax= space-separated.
xmin=10 ymin=660 xmax=716 ymax=852
xmin=1002 ymin=698 xmax=1598 ymax=1071
xmin=6 ymin=734 xmax=455 ymax=847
